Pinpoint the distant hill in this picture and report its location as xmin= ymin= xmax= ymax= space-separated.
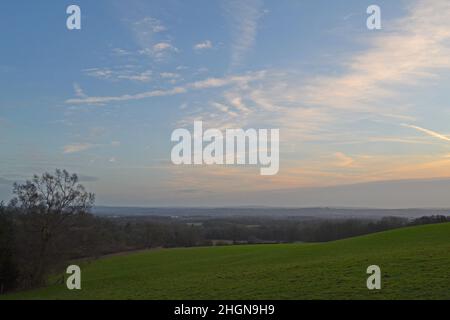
xmin=92 ymin=206 xmax=450 ymax=219
xmin=4 ymin=223 xmax=450 ymax=300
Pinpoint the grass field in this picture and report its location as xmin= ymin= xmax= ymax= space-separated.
xmin=3 ymin=223 xmax=450 ymax=300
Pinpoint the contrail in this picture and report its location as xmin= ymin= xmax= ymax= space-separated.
xmin=402 ymin=123 xmax=450 ymax=142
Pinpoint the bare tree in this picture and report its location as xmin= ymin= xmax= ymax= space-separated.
xmin=9 ymin=169 xmax=95 ymax=286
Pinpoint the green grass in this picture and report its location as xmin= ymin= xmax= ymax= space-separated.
xmin=3 ymin=223 xmax=450 ymax=300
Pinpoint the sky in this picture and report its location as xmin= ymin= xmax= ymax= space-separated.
xmin=1 ymin=0 xmax=450 ymax=208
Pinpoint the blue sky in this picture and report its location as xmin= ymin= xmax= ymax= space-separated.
xmin=1 ymin=0 xmax=450 ymax=207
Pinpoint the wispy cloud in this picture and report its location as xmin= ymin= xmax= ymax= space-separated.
xmin=119 ymin=72 xmax=152 ymax=82
xmin=199 ymin=0 xmax=450 ymax=139
xmin=402 ymin=124 xmax=450 ymax=142
xmin=127 ymin=17 xmax=179 ymax=61
xmin=63 ymin=141 xmax=121 ymax=154
xmin=160 ymin=72 xmax=180 ymax=79
xmin=134 ymin=17 xmax=166 ymax=33
xmin=147 ymin=42 xmax=179 ymax=60
xmin=83 ymin=67 xmax=152 ymax=82
xmin=224 ymin=0 xmax=265 ymax=69
xmin=112 ymin=48 xmax=133 ymax=56
xmin=132 ymin=17 xmax=166 ymax=48
xmin=73 ymin=83 xmax=86 ymax=98
xmin=299 ymin=0 xmax=450 ymax=110
xmin=194 ymin=40 xmax=213 ymax=51
xmin=66 ymin=71 xmax=266 ymax=105
xmin=334 ymin=152 xmax=355 ymax=168
xmin=63 ymin=143 xmax=95 ymax=154
xmin=66 ymin=87 xmax=187 ymax=105
xmin=159 ymin=72 xmax=182 ymax=84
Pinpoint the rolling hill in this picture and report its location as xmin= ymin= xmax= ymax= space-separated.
xmin=3 ymin=223 xmax=450 ymax=300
